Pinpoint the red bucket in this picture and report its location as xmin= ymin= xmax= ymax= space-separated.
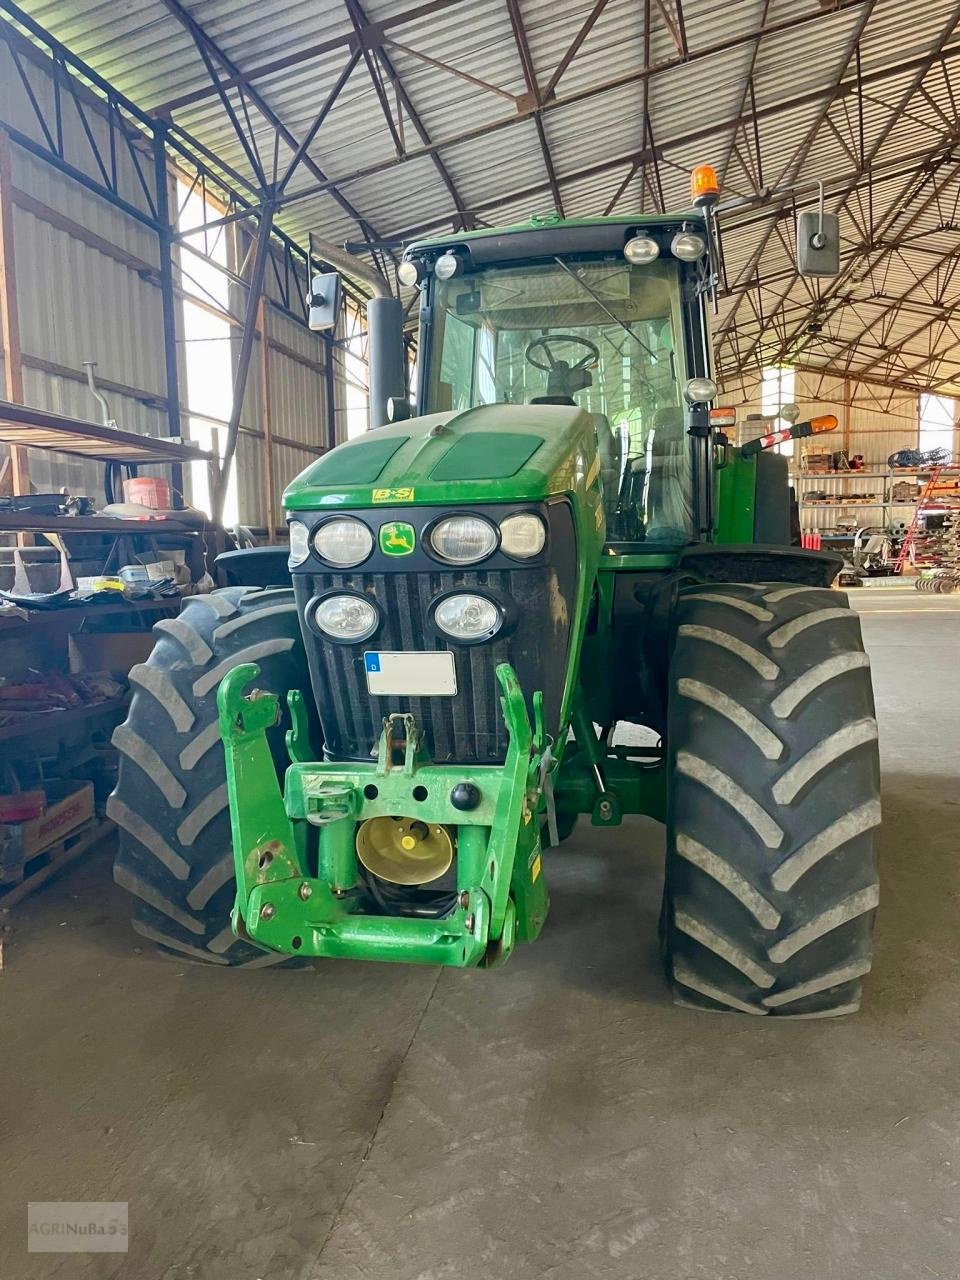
xmin=123 ymin=476 xmax=172 ymax=509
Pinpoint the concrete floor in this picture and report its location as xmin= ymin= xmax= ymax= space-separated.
xmin=2 ymin=589 xmax=959 ymax=1280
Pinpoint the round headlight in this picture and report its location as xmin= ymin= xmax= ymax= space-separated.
xmin=288 ymin=519 xmax=310 ymax=567
xmin=624 ymin=235 xmax=660 ymax=265
xmin=671 ymin=231 xmax=706 ymax=261
xmin=430 ymin=515 xmax=497 ymax=564
xmin=684 ymin=377 xmax=718 ymax=404
xmin=397 ymin=259 xmax=421 ymax=287
xmin=434 ymin=252 xmax=460 ymax=280
xmin=499 ymin=513 xmax=546 ymax=559
xmin=311 ymin=594 xmax=379 ymax=642
xmin=313 ymin=517 xmax=373 ymax=567
xmin=434 ymin=594 xmax=502 ymax=641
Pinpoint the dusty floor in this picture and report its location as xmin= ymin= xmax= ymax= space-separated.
xmin=1 ymin=589 xmax=959 ymax=1280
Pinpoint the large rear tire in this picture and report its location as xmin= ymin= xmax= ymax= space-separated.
xmin=663 ymin=582 xmax=880 ymax=1017
xmin=108 ymin=586 xmax=312 ymax=966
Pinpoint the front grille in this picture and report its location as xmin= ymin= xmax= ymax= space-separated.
xmin=294 ymin=563 xmax=575 ymax=764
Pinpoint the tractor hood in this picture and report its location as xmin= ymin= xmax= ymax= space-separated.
xmin=283 ymin=403 xmax=599 ymax=510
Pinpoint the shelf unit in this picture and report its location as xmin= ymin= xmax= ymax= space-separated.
xmin=791 ymin=466 xmax=960 ymax=535
xmin=0 ymin=695 xmax=129 ymax=747
xmin=0 ymin=597 xmax=180 ymax=632
xmin=0 ymin=398 xmax=216 ymax=469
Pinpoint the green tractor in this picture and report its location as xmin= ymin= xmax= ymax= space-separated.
xmin=109 ymin=193 xmax=880 ymax=1017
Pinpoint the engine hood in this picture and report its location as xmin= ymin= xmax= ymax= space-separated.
xmin=283 ymin=402 xmax=600 ymax=511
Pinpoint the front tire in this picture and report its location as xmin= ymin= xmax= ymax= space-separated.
xmin=108 ymin=586 xmax=312 ymax=966
xmin=663 ymin=583 xmax=880 ymax=1018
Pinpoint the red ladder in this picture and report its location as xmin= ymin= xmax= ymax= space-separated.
xmin=894 ymin=466 xmax=943 ymax=574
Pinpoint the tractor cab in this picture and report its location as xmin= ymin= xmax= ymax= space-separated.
xmin=401 ymin=217 xmax=715 ymax=549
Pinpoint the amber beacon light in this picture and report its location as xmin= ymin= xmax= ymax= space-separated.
xmin=690 ymin=164 xmax=720 ymax=208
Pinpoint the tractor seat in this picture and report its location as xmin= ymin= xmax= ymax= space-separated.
xmin=529 ymin=397 xmax=622 ymax=512
xmin=590 ymin=413 xmax=623 ymax=517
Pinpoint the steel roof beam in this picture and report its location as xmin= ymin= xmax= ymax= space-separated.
xmin=711 ymin=0 xmax=877 ymax=361
xmin=732 ymin=5 xmax=960 ymax=373
xmin=543 ymin=0 xmax=612 ymax=101
xmin=776 ymin=163 xmax=960 ymax=372
xmin=276 ymin=47 xmax=362 ymax=196
xmin=156 ymin=0 xmax=382 ymax=243
xmin=506 ymin=0 xmax=564 ymax=218
xmin=274 ymin=12 xmax=960 ymax=228
xmin=154 ymin=0 xmax=471 ymax=113
xmin=347 ymin=0 xmax=473 ymax=230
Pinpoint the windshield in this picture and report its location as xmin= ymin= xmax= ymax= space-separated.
xmin=428 ymin=257 xmax=694 ymax=546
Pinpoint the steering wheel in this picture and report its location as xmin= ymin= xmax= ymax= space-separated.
xmin=525 ymin=334 xmax=600 ymax=373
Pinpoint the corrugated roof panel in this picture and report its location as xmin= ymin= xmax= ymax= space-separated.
xmin=9 ymin=0 xmax=960 ymax=393
xmin=435 ymin=128 xmax=547 ymax=214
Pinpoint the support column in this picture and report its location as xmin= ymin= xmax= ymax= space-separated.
xmin=152 ymin=124 xmax=184 ymax=501
xmin=324 ymin=333 xmax=337 ymax=451
xmin=214 ymin=201 xmax=275 ymax=524
xmin=0 ymin=129 xmax=29 ymax=497
xmin=256 ymin=295 xmax=277 ymax=541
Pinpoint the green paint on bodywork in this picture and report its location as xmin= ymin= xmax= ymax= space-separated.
xmin=283 ymin=403 xmax=597 ymax=510
xmin=298 ymin=434 xmax=409 ymax=486
xmin=715 ymin=452 xmax=758 ymax=543
xmin=429 ymin=431 xmax=543 ymax=481
xmin=217 ymin=211 xmax=796 ymax=970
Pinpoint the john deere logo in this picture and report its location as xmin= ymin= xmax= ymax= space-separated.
xmin=380 ymin=521 xmax=416 ymax=556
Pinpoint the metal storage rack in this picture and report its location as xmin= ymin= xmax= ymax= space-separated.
xmin=792 ymin=466 xmax=960 ymax=540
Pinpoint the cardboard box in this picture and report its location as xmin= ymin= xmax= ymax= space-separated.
xmin=0 ymin=781 xmax=94 ymax=882
xmin=68 ymin=632 xmax=155 ymax=676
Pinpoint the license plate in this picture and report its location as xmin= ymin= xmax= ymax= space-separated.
xmin=363 ymin=651 xmax=457 ymax=696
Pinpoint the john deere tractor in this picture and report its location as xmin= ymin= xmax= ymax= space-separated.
xmin=109 ymin=191 xmax=880 ymax=1017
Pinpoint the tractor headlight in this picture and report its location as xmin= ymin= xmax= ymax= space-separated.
xmin=288 ymin=519 xmax=310 ymax=567
xmin=434 ymin=252 xmax=460 ymax=280
xmin=311 ymin=594 xmax=379 ymax=642
xmin=684 ymin=377 xmax=718 ymax=404
xmin=499 ymin=513 xmax=546 ymax=559
xmin=671 ymin=231 xmax=706 ymax=261
xmin=313 ymin=517 xmax=374 ymax=567
xmin=434 ymin=593 xmax=502 ymax=641
xmin=429 ymin=515 xmax=497 ymax=564
xmin=624 ymin=235 xmax=660 ymax=265
xmin=397 ymin=258 xmax=422 ymax=286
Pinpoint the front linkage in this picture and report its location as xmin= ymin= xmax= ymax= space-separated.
xmin=217 ymin=663 xmax=550 ymax=967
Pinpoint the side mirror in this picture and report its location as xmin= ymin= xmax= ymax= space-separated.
xmin=307 ymin=272 xmax=342 ymax=331
xmin=796 ymin=210 xmax=840 ymax=277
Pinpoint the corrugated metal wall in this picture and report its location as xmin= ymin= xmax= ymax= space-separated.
xmin=0 ymin=36 xmax=338 ymax=524
xmin=0 ymin=33 xmax=175 ymax=499
xmin=10 ymin=149 xmax=172 ymax=497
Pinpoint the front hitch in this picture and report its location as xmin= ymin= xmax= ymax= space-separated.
xmin=217 ymin=662 xmax=549 ymax=967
